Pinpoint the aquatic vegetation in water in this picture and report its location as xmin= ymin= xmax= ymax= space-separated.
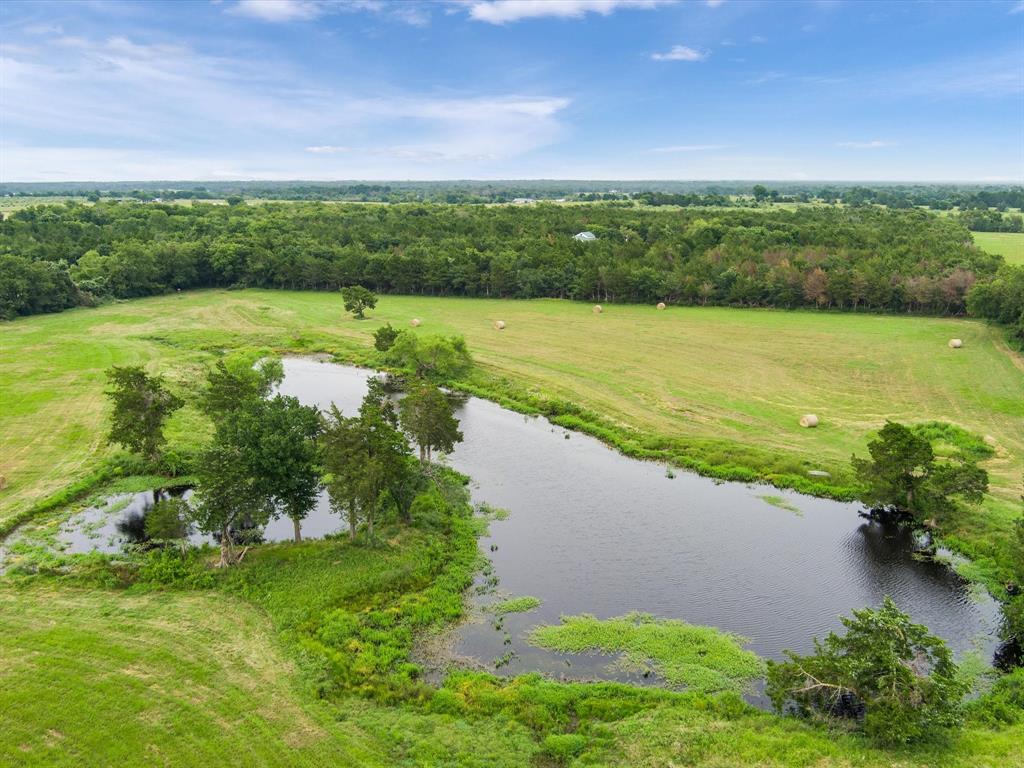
xmin=757 ymin=494 xmax=803 ymax=516
xmin=528 ymin=612 xmax=765 ymax=694
xmin=490 ymin=596 xmax=541 ymax=616
xmin=476 ymin=503 xmax=509 ymax=521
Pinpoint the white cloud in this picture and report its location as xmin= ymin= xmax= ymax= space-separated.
xmin=230 ymin=0 xmax=323 ymax=22
xmin=1 ymin=34 xmax=572 ymax=180
xmin=651 ymin=45 xmax=706 ymax=62
xmin=305 ymin=145 xmax=352 ymax=153
xmin=650 ymin=144 xmax=728 ymax=152
xmin=705 ymin=0 xmax=724 ymax=7
xmin=465 ymin=0 xmax=671 ymax=24
xmin=750 ymin=35 xmax=767 ymax=43
xmin=836 ymin=140 xmax=896 ymax=149
xmin=228 ymin=0 xmax=431 ymax=25
xmin=1011 ymin=1 xmax=1024 ymax=14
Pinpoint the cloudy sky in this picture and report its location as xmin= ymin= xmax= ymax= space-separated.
xmin=1 ymin=0 xmax=1022 ymax=181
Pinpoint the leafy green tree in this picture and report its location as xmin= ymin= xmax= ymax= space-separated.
xmin=233 ymin=395 xmax=322 ymax=542
xmin=321 ymin=382 xmax=413 ymax=540
xmin=202 ymin=353 xmax=283 ymax=417
xmin=105 ymin=366 xmax=183 ymax=462
xmin=853 ymin=422 xmax=934 ymax=515
xmin=373 ymin=322 xmax=400 ymax=352
xmin=144 ymin=498 xmax=192 ymax=553
xmin=190 ymin=437 xmax=273 ymax=567
xmin=386 ymin=455 xmax=428 ymax=524
xmin=399 ymin=379 xmax=463 ymax=463
xmin=766 ymin=597 xmax=969 ymax=744
xmin=852 ymin=421 xmax=988 ymax=524
xmin=321 ymin=405 xmax=363 ymax=541
xmin=342 ymin=284 xmax=377 ymax=319
xmin=385 ymin=332 xmax=472 ymax=382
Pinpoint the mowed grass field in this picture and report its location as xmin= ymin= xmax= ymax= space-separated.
xmin=0 ymin=586 xmax=376 ymax=767
xmin=2 ymin=290 xmax=1022 ymax=533
xmin=974 ymin=231 xmax=1024 ymax=265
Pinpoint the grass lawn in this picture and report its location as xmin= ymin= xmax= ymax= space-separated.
xmin=2 ymin=290 xmax=1021 ymax=565
xmin=0 ymin=586 xmax=383 ymax=767
xmin=974 ymin=231 xmax=1024 ymax=265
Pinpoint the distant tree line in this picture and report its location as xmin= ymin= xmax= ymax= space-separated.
xmin=0 ymin=200 xmax=1020 ymax=342
xmin=2 ymin=180 xmax=1021 ymax=209
xmin=954 ymin=209 xmax=1024 ymax=233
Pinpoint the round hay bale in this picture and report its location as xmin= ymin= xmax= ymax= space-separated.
xmin=799 ymin=414 xmax=819 ymax=428
xmin=410 ymin=318 xmax=421 ymax=328
xmin=593 ymin=304 xmax=603 ymax=314
xmin=948 ymin=338 xmax=962 ymax=349
xmin=494 ymin=320 xmax=506 ymax=330
xmin=656 ymin=302 xmax=666 ymax=310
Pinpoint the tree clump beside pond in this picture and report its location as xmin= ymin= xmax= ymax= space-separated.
xmin=766 ymin=597 xmax=970 ymax=745
xmin=189 ymin=352 xmax=322 ymax=560
xmin=385 ymin=331 xmax=473 ymax=383
xmin=320 ymin=378 xmax=428 ymax=540
xmin=852 ymin=421 xmax=989 ymax=527
xmin=399 ymin=379 xmax=463 ymax=464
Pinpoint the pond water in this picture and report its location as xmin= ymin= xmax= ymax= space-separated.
xmin=42 ymin=357 xmax=1001 ymax=682
xmin=277 ymin=359 xmax=1000 ymax=677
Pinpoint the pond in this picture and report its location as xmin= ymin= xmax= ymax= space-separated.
xmin=278 ymin=359 xmax=1000 ymax=678
xmin=42 ymin=357 xmax=1001 ymax=682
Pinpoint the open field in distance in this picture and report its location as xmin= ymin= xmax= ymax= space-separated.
xmin=974 ymin=231 xmax=1024 ymax=265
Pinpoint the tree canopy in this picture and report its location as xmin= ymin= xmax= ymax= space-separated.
xmin=766 ymin=597 xmax=969 ymax=744
xmin=399 ymin=379 xmax=463 ymax=463
xmin=385 ymin=332 xmax=472 ymax=382
xmin=341 ymin=284 xmax=376 ymax=319
xmin=104 ymin=366 xmax=183 ymax=462
xmin=852 ymin=421 xmax=988 ymax=525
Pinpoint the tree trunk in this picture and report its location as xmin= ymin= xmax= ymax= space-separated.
xmin=219 ymin=526 xmax=233 ymax=568
xmin=348 ymin=503 xmax=357 ymax=541
xmin=292 ymin=516 xmax=302 ymax=543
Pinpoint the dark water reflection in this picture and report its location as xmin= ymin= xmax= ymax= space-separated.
xmin=53 ymin=358 xmax=1000 ymax=680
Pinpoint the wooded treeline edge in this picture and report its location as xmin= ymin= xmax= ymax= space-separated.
xmin=2 ymin=201 xmax=1022 ymax=344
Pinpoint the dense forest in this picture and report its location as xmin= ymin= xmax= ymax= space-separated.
xmin=1 ymin=200 xmax=1021 ymax=342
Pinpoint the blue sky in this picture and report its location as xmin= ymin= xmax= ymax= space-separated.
xmin=1 ymin=0 xmax=1022 ymax=182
